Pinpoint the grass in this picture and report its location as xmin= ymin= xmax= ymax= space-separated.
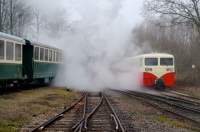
xmin=0 ymin=118 xmax=25 ymax=132
xmin=0 ymin=87 xmax=80 ymax=132
xmin=154 ymin=116 xmax=198 ymax=131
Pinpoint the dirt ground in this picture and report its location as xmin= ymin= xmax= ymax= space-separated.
xmin=0 ymin=86 xmax=200 ymax=132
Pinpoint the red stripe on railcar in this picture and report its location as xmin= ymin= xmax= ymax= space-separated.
xmin=140 ymin=72 xmax=174 ymax=87
xmin=161 ymin=72 xmax=174 ymax=86
xmin=140 ymin=72 xmax=157 ymax=86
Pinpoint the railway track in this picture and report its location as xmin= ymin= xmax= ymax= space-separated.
xmin=83 ymin=92 xmax=124 ymax=131
xmin=22 ymin=92 xmax=135 ymax=132
xmin=22 ymin=92 xmax=86 ymax=132
xmin=161 ymin=90 xmax=200 ymax=104
xmin=114 ymin=89 xmax=200 ymax=130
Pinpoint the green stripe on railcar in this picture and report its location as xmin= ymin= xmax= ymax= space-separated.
xmin=33 ymin=62 xmax=60 ymax=78
xmin=0 ymin=63 xmax=22 ymax=81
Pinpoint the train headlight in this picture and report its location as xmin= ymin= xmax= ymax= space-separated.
xmin=166 ymin=68 xmax=173 ymax=71
xmin=145 ymin=68 xmax=152 ymax=71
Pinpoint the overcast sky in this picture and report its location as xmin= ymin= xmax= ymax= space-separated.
xmin=28 ymin=0 xmax=144 ymax=25
xmin=63 ymin=0 xmax=144 ymax=24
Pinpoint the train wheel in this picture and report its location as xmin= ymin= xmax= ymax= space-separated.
xmin=0 ymin=83 xmax=3 ymax=93
xmin=0 ymin=82 xmax=6 ymax=93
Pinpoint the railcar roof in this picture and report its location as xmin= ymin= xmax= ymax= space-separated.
xmin=25 ymin=39 xmax=61 ymax=51
xmin=124 ymin=53 xmax=174 ymax=60
xmin=0 ymin=32 xmax=25 ymax=44
xmin=140 ymin=53 xmax=173 ymax=57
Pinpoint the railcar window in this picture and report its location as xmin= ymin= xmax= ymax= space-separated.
xmin=15 ymin=44 xmax=21 ymax=61
xmin=40 ymin=48 xmax=44 ymax=61
xmin=6 ymin=41 xmax=13 ymax=60
xmin=60 ymin=53 xmax=62 ymax=62
xmin=145 ymin=58 xmax=158 ymax=66
xmin=34 ymin=47 xmax=39 ymax=60
xmin=56 ymin=51 xmax=59 ymax=62
xmin=49 ymin=50 xmax=52 ymax=61
xmin=53 ymin=51 xmax=55 ymax=62
xmin=45 ymin=49 xmax=48 ymax=61
xmin=160 ymin=58 xmax=173 ymax=66
xmin=0 ymin=40 xmax=4 ymax=59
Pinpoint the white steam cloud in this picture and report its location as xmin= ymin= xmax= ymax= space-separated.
xmin=29 ymin=0 xmax=145 ymax=91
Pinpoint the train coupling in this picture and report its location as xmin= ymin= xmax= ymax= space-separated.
xmin=154 ymin=78 xmax=165 ymax=89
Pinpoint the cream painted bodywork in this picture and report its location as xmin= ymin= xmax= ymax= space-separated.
xmin=0 ymin=34 xmax=25 ymax=64
xmin=119 ymin=53 xmax=175 ymax=78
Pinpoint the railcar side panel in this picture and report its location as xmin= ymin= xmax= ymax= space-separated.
xmin=0 ymin=63 xmax=22 ymax=81
xmin=0 ymin=32 xmax=25 ymax=86
xmin=33 ymin=61 xmax=60 ymax=78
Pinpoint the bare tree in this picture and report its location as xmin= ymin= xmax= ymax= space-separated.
xmin=32 ymin=8 xmax=41 ymax=41
xmin=143 ymin=0 xmax=200 ymax=33
xmin=0 ymin=0 xmax=8 ymax=32
xmin=16 ymin=3 xmax=32 ymax=38
xmin=9 ymin=0 xmax=13 ymax=34
xmin=0 ymin=0 xmax=32 ymax=37
xmin=42 ymin=7 xmax=69 ymax=38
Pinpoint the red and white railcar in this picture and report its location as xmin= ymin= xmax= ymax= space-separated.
xmin=112 ymin=53 xmax=175 ymax=89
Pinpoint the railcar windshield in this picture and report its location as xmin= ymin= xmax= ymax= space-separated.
xmin=160 ymin=58 xmax=173 ymax=66
xmin=15 ymin=44 xmax=21 ymax=61
xmin=0 ymin=40 xmax=4 ymax=59
xmin=6 ymin=41 xmax=13 ymax=60
xmin=145 ymin=58 xmax=158 ymax=66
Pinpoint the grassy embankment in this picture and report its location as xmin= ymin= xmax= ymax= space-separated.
xmin=0 ymin=87 xmax=80 ymax=132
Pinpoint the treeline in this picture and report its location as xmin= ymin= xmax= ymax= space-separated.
xmin=0 ymin=0 xmax=71 ymax=41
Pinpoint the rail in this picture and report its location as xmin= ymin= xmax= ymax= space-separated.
xmin=31 ymin=92 xmax=86 ymax=132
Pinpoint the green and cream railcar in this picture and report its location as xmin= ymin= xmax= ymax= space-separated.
xmin=23 ymin=40 xmax=62 ymax=84
xmin=0 ymin=32 xmax=25 ymax=87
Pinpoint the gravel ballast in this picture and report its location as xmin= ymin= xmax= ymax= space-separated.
xmin=0 ymin=86 xmax=199 ymax=132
